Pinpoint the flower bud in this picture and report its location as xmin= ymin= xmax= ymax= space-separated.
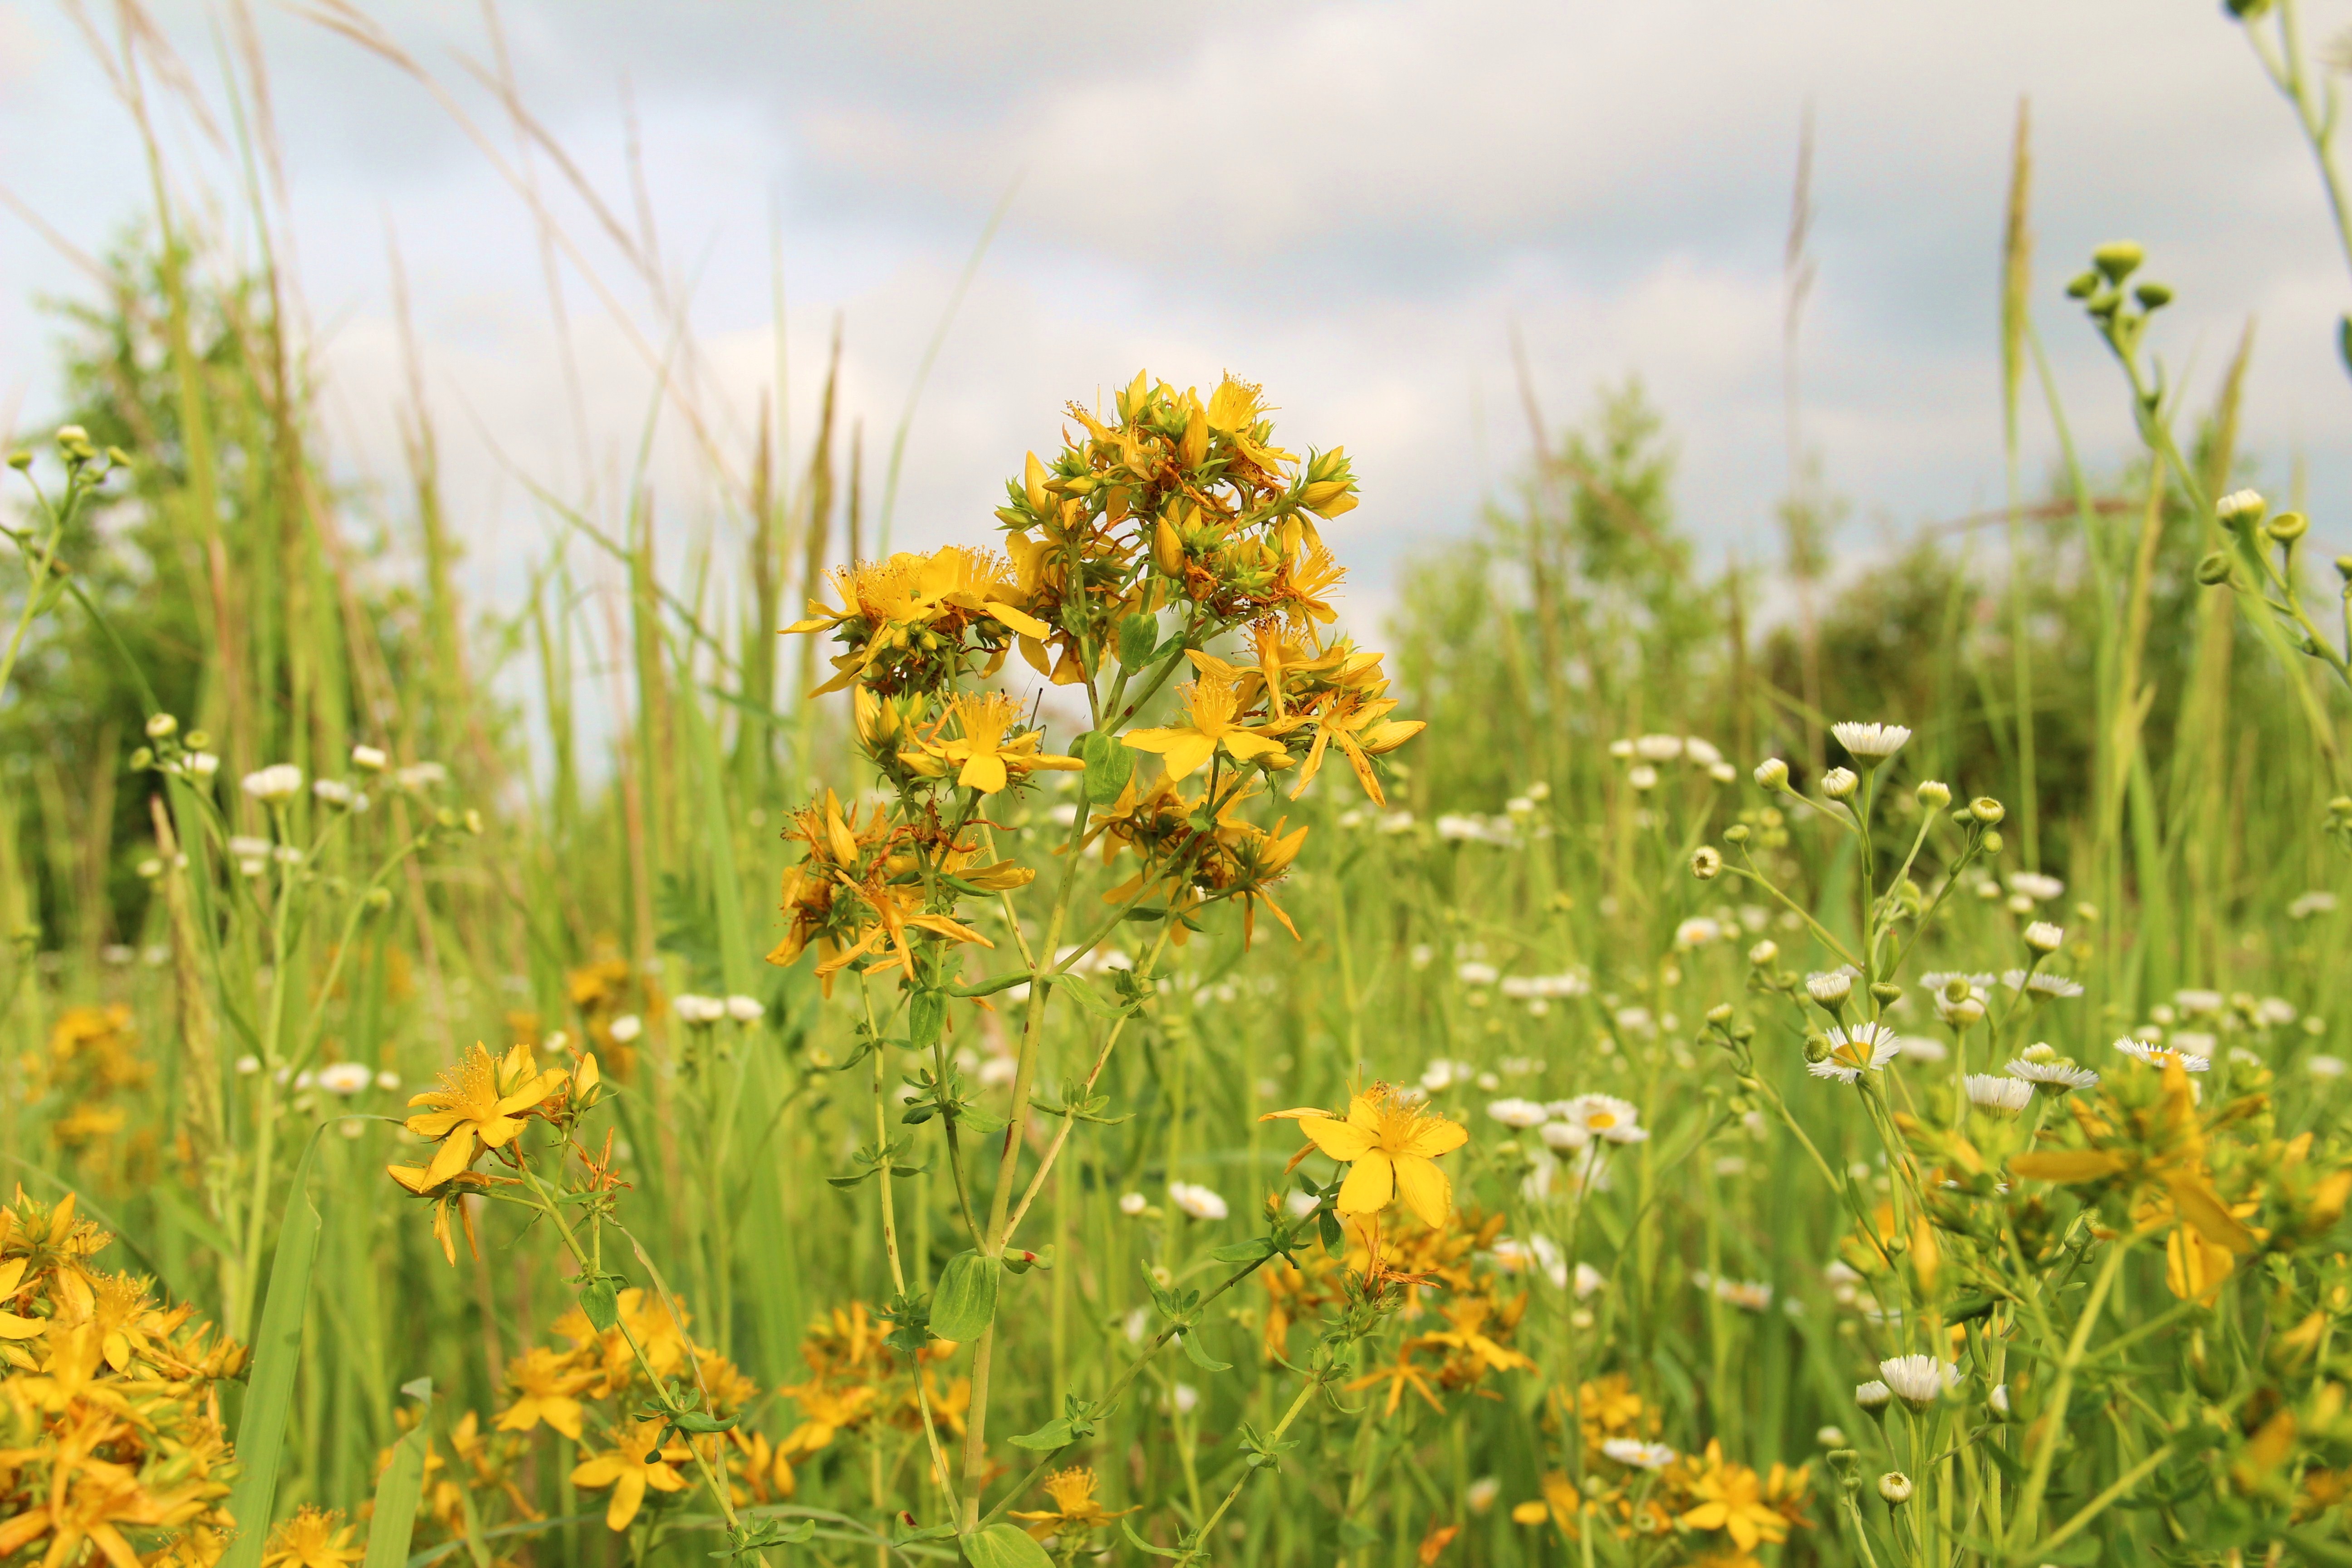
xmin=1915 ymin=779 xmax=1950 ymax=808
xmin=1878 ymin=1472 xmax=1913 ymax=1506
xmin=2196 ymin=551 xmax=2233 ymax=586
xmin=352 ymin=744 xmax=388 ymax=772
xmin=2267 ymin=510 xmax=2310 ymax=543
xmin=184 ymin=729 xmax=211 ymax=751
xmin=145 ymin=713 xmax=178 ymax=740
xmin=1725 ymin=823 xmax=1750 ymax=844
xmin=6 ymin=452 xmax=29 ymax=470
xmin=1803 ymin=1033 xmax=1832 ymax=1064
xmin=1870 ymin=982 xmax=1902 ymax=1005
xmin=2023 ymin=921 xmax=2065 ymax=954
xmin=1817 ymin=1425 xmax=1848 ymax=1448
xmin=1821 ymin=767 xmax=1858 ymax=800
xmin=1982 ymin=829 xmax=2004 ymax=855
xmin=2133 ymin=281 xmax=2172 ymax=311
xmin=1690 ymin=845 xmax=1723 ymax=880
xmin=2090 ymin=241 xmax=2143 ymax=282
xmin=1754 ymin=757 xmax=1790 ymax=790
xmin=2217 ymin=489 xmax=2265 ymax=527
xmin=1748 ymin=939 xmax=1778 ymax=967
xmin=1154 ymin=514 xmax=1185 ymax=578
xmin=1854 ymin=1380 xmax=1893 ymax=1414
xmin=2063 ymin=270 xmax=2100 ymax=299
xmin=1969 ymin=797 xmax=2004 ymax=824
xmin=1706 ymin=1003 xmax=1735 ymax=1026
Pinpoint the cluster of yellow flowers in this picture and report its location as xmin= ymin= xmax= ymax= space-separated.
xmin=1260 ymin=1207 xmax=1536 ymax=1414
xmin=473 ymin=1288 xmax=761 ymax=1533
xmin=774 ymin=1301 xmax=969 ymax=1478
xmin=0 ymin=1189 xmax=246 ymax=1568
xmin=24 ymin=1005 xmax=146 ymax=1153
xmin=769 ymin=372 xmax=1422 ymax=985
xmin=563 ymin=955 xmax=656 ymax=1081
xmin=1512 ymin=1376 xmax=1811 ymax=1567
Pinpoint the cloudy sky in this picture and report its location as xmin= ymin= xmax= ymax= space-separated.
xmin=3 ymin=0 xmax=2349 ymax=639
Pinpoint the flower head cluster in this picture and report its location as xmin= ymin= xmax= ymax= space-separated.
xmin=0 ymin=1189 xmax=247 ymax=1568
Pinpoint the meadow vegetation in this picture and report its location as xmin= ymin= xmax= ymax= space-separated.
xmin=10 ymin=4 xmax=2352 ymax=1567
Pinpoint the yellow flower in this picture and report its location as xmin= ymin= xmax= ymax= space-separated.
xmin=780 ymin=1380 xmax=878 ymax=1458
xmin=570 ymin=1420 xmax=691 ymax=1531
xmin=1679 ymin=1441 xmax=1792 ymax=1553
xmin=901 ymin=692 xmax=1083 ymax=795
xmin=402 ymin=1042 xmax=568 ymax=1188
xmin=1265 ymin=1089 xmax=1469 ymax=1228
xmin=1123 ymin=670 xmax=1288 ymax=782
xmin=261 ymin=1507 xmax=364 ymax=1568
xmin=495 ymin=1346 xmax=592 ymax=1440
xmin=1009 ymin=1467 xmax=1139 ymax=1542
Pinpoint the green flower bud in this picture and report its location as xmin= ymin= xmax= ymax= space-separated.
xmin=2091 ymin=241 xmax=2144 ymax=283
xmin=2133 ymin=281 xmax=2173 ymax=310
xmin=1982 ymin=829 xmax=2004 ymax=855
xmin=1915 ymin=779 xmax=1951 ymax=808
xmin=2196 ymin=551 xmax=2233 ymax=585
xmin=1706 ymin=1003 xmax=1735 ymax=1026
xmin=2063 ymin=270 xmax=2100 ymax=300
xmin=2267 ymin=510 xmax=2309 ymax=542
xmin=1970 ymin=797 xmax=2005 ymax=824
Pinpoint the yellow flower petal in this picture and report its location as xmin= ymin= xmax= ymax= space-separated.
xmin=1336 ymin=1150 xmax=1396 ymax=1215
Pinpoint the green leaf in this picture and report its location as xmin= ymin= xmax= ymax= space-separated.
xmin=1077 ymin=731 xmax=1134 ymax=805
xmin=894 ymin=1522 xmax=961 ymax=1547
xmin=362 ymin=1382 xmax=432 ymax=1568
xmin=1120 ymin=1519 xmax=1190 ymax=1561
xmin=930 ymin=1250 xmax=1000 ymax=1342
xmin=1211 ymin=1238 xmax=1276 ymax=1264
xmin=1178 ymin=1328 xmax=1231 ymax=1372
xmin=220 ymin=1129 xmax=329 ymax=1568
xmin=1008 ymin=1417 xmax=1072 ymax=1451
xmin=827 ymin=1170 xmax=880 ymax=1190
xmin=578 ymin=1274 xmax=625 ymax=1332
xmin=962 ymin=1522 xmax=1056 ymax=1568
xmin=1054 ymin=973 xmax=1126 ymax=1019
xmin=1117 ymin=614 xmax=1159 ymax=668
xmin=910 ymin=988 xmax=948 ymax=1048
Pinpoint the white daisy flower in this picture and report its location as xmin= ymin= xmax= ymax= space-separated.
xmin=1675 ymin=916 xmax=1723 ymax=949
xmin=317 ymin=1062 xmax=374 ymax=1097
xmin=1633 ymin=734 xmax=1685 ymax=762
xmin=2116 ymin=1038 xmax=2210 ymax=1072
xmin=1486 ymin=1098 xmax=1549 ymax=1129
xmin=1964 ymin=1074 xmax=2033 ymax=1116
xmin=1601 ymin=1438 xmax=1677 ymax=1470
xmin=1895 ymin=1035 xmax=1949 ymax=1063
xmin=1553 ymin=1093 xmax=1647 ymax=1143
xmin=2173 ymin=989 xmax=2225 ymax=1017
xmin=241 ymin=764 xmax=304 ymax=803
xmin=1878 ymin=1354 xmax=1960 ymax=1410
xmin=1811 ymin=1022 xmax=1901 ymax=1083
xmin=2007 ymin=872 xmax=2064 ymax=902
xmin=1455 ymin=961 xmax=1500 ymax=987
xmin=1806 ymin=970 xmax=1855 ymax=1006
xmin=2006 ymin=1056 xmax=2098 ymax=1092
xmin=1832 ymin=722 xmax=1912 ymax=760
xmin=2308 ymin=1055 xmax=2346 ymax=1080
xmin=1167 ymin=1182 xmax=1228 ymax=1221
